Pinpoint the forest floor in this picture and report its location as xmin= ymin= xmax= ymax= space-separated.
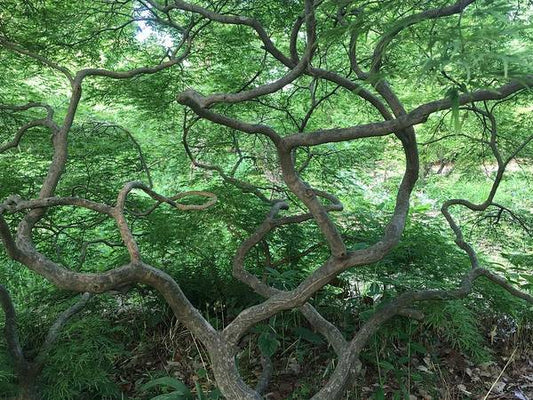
xmin=115 ymin=316 xmax=533 ymax=400
xmin=355 ymin=345 xmax=533 ymax=400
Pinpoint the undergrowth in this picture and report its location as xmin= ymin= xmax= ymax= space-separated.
xmin=0 ymin=180 xmax=531 ymax=399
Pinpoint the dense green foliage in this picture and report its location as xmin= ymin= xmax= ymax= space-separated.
xmin=1 ymin=0 xmax=532 ymax=399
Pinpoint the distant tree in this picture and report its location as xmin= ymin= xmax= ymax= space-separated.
xmin=1 ymin=1 xmax=532 ymax=399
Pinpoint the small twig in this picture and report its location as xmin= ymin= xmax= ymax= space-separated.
xmin=482 ymin=347 xmax=518 ymax=400
xmin=35 ymin=293 xmax=92 ymax=364
xmin=190 ymin=332 xmax=211 ymax=383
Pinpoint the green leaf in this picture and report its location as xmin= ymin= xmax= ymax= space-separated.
xmin=409 ymin=342 xmax=427 ymax=355
xmin=378 ymin=360 xmax=395 ymax=371
xmin=398 ymin=356 xmax=410 ymax=365
xmin=195 ymin=382 xmax=207 ymax=400
xmin=411 ymin=372 xmax=424 ymax=382
xmin=150 ymin=392 xmax=188 ymax=400
xmin=293 ymin=327 xmax=324 ymax=345
xmin=412 ymin=203 xmax=431 ymax=213
xmin=368 ymin=282 xmax=381 ymax=296
xmin=446 ymin=86 xmax=461 ymax=133
xmin=258 ymin=332 xmax=280 ymax=357
xmin=142 ymin=377 xmax=192 ymax=397
xmin=196 ymin=368 xmax=207 ymax=379
xmin=208 ymin=388 xmax=222 ymax=400
xmin=374 ymin=387 xmax=385 ymax=400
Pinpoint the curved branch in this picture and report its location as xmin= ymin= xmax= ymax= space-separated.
xmin=176 ymin=0 xmax=318 ymax=144
xmin=182 ymin=118 xmax=274 ymax=204
xmin=115 ymin=181 xmax=216 ymax=260
xmin=0 ymin=120 xmax=55 ymax=153
xmin=0 ymin=195 xmax=114 ymax=216
xmin=149 ymin=0 xmax=290 ymax=66
xmin=86 ymin=122 xmax=154 ymax=188
xmin=76 ymin=15 xmax=195 ymax=81
xmin=307 ymin=67 xmax=393 ymax=120
xmin=284 ymin=77 xmax=533 ymax=148
xmin=220 ymin=104 xmax=417 ymax=342
xmin=226 ymin=199 xmax=346 ymax=350
xmin=489 ymin=203 xmax=532 ymax=236
xmin=222 ymin=124 xmax=416 ymax=341
xmin=173 ymin=0 xmax=315 ymax=107
xmin=0 ymin=102 xmax=60 ymax=153
xmin=370 ymin=0 xmax=475 ymax=74
xmin=310 ymin=265 xmax=533 ymax=400
xmin=299 ymin=81 xmax=342 ymax=132
xmin=0 ymin=102 xmax=55 ymax=117
xmin=13 ymin=27 xmax=196 ymax=238
xmin=0 ymin=37 xmax=74 ymax=83
xmin=254 ymin=351 xmax=273 ymax=395
xmin=277 ymin=148 xmax=347 ymax=258
xmin=177 ymin=90 xmax=282 ymax=144
xmin=225 ymin=198 xmax=343 ymax=343
xmin=164 ymin=0 xmax=396 ymax=122
xmin=35 ymin=292 xmax=92 ymax=365
xmin=441 ymin=108 xmax=533 ymax=268
xmin=299 ymin=303 xmax=347 ymax=355
xmin=77 ymin=55 xmax=185 ymax=80
xmin=0 ymin=285 xmax=28 ymax=372
xmin=117 ymin=181 xmax=217 ymax=214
